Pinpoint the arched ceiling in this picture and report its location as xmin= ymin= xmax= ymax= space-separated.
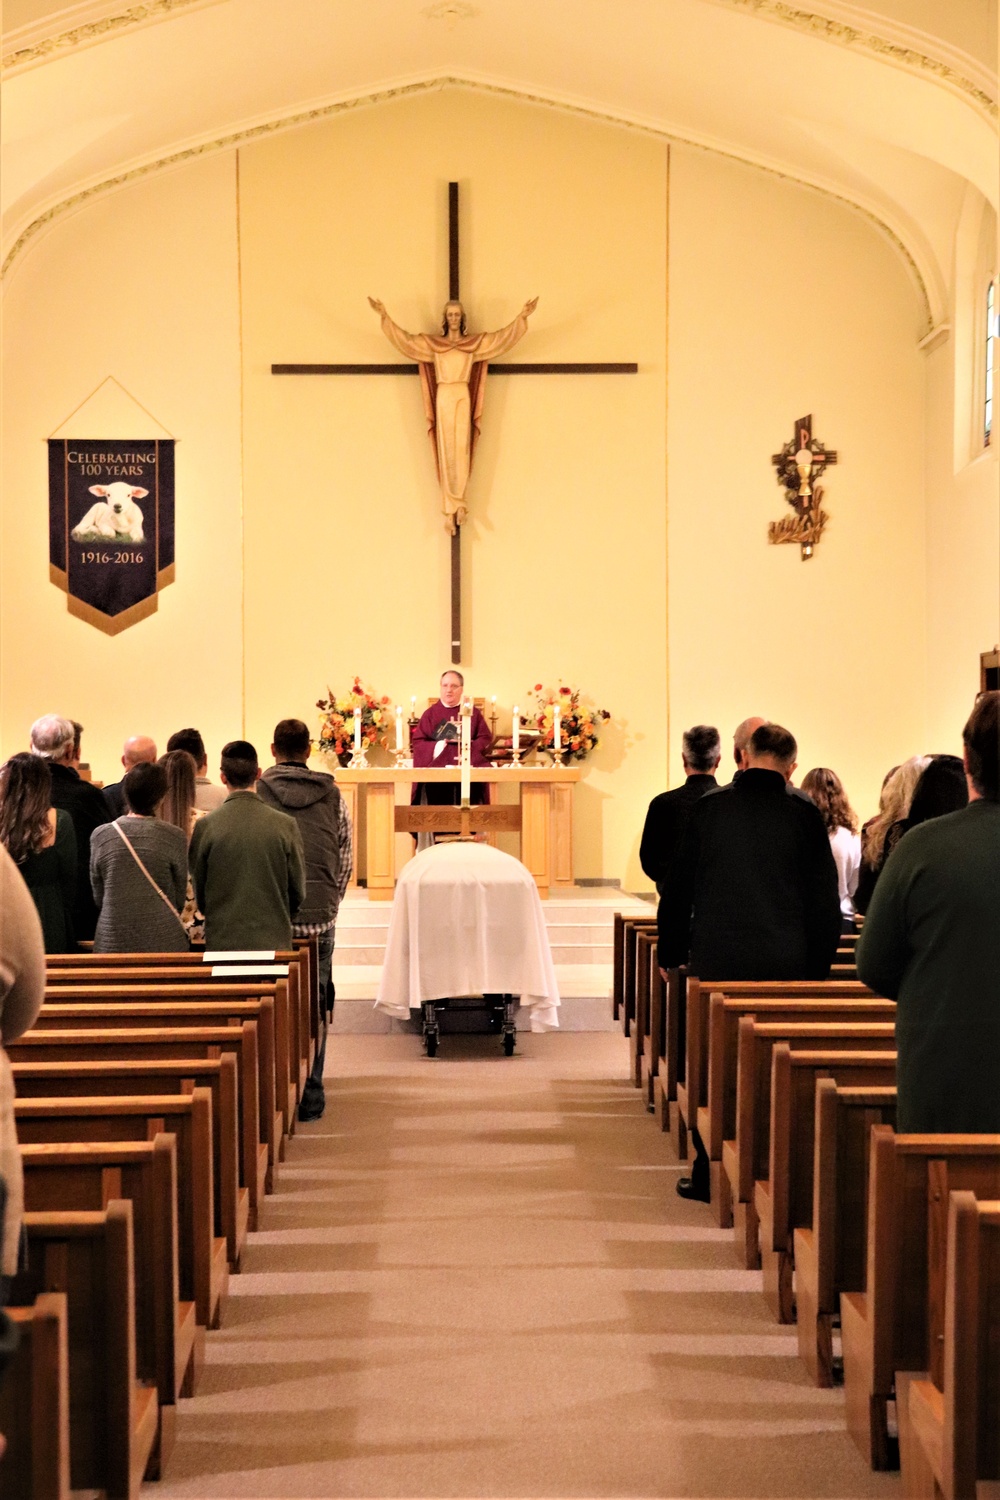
xmin=2 ymin=0 xmax=997 ymax=333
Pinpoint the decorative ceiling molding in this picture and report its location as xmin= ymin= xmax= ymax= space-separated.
xmin=0 ymin=72 xmax=937 ymax=335
xmin=1 ymin=0 xmax=221 ymax=72
xmin=704 ymin=0 xmax=997 ymax=119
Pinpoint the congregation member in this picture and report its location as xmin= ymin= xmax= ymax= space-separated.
xmin=640 ymin=724 xmax=720 ymax=896
xmin=0 ymin=753 xmax=77 ymax=952
xmin=659 ymin=722 xmax=841 ymax=1200
xmin=857 ymin=693 xmax=1000 ymax=1132
xmin=730 ymin=716 xmax=766 ymax=781
xmin=190 ymin=740 xmax=306 ymax=951
xmin=800 ymin=767 xmax=861 ymax=931
xmin=893 ymin=752 xmax=968 ymax=834
xmin=102 ymin=735 xmax=158 ymax=817
xmin=158 ymin=748 xmax=205 ymax=942
xmin=257 ymin=718 xmax=352 ymax=1011
xmin=68 ymin=720 xmax=84 ymax=771
xmin=90 ymin=761 xmax=189 ymax=953
xmin=0 ymin=847 xmax=45 ymax=1281
xmin=29 ymin=713 xmax=110 ymax=941
xmin=166 ymin=727 xmax=226 ymax=811
xmin=412 ymin=670 xmax=491 ymax=806
xmin=854 ymin=753 xmax=929 ymax=914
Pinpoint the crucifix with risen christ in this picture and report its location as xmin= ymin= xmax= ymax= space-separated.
xmin=272 ymin=183 xmax=636 ymax=662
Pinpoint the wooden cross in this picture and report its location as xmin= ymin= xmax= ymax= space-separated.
xmin=272 ymin=182 xmax=637 ymax=662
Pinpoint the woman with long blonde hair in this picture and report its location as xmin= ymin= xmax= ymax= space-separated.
xmin=158 ymin=749 xmax=204 ymax=942
xmin=855 ymin=755 xmax=929 ymax=913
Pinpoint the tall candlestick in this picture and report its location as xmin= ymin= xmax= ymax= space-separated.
xmin=410 ymin=695 xmax=416 ymax=715
xmin=512 ymin=706 xmax=520 ymax=755
xmin=395 ymin=705 xmax=403 ymax=751
xmin=460 ymin=699 xmax=472 ymax=805
xmin=353 ymin=707 xmax=362 ymax=752
xmin=553 ymin=705 xmax=561 ymax=755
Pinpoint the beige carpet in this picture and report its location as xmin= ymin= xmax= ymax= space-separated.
xmin=145 ymin=1031 xmax=901 ymax=1499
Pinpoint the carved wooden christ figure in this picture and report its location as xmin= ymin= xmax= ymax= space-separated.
xmin=368 ymin=295 xmax=538 ymax=533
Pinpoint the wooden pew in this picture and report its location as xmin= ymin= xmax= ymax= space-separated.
xmin=756 ymin=1044 xmax=897 ymax=1322
xmin=0 ymin=1292 xmax=70 ymax=1500
xmin=46 ymin=949 xmax=312 ymax=1100
xmin=629 ymin=931 xmax=656 ymax=1087
xmin=10 ymin=1202 xmax=158 ymax=1500
xmin=653 ymin=967 xmax=685 ymax=1135
xmin=899 ymin=1193 xmax=1000 ymax=1500
xmin=699 ymin=993 xmax=896 ymax=1230
xmin=676 ymin=977 xmax=871 ymax=1202
xmin=11 ymin=1056 xmax=245 ymax=1267
xmin=44 ymin=977 xmax=294 ymax=1137
xmin=9 ymin=1024 xmax=267 ymax=1231
xmin=33 ymin=997 xmax=282 ymax=1178
xmin=643 ymin=948 xmax=665 ymax=1110
xmin=16 ymin=1090 xmax=223 ymax=1330
xmin=20 ymin=1137 xmax=193 ymax=1476
xmin=725 ymin=1017 xmax=896 ymax=1268
xmin=794 ymin=1080 xmax=898 ymax=1387
xmin=613 ymin=915 xmax=656 ymax=1037
xmin=840 ymin=1128 xmax=1000 ymax=1470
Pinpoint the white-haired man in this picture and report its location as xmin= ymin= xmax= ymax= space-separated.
xmin=30 ymin=714 xmax=110 ymax=942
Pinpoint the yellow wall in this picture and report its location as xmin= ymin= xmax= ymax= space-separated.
xmin=2 ymin=87 xmax=944 ymax=886
xmin=667 ymin=147 xmax=928 ymax=821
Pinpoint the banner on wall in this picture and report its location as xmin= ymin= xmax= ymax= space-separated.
xmin=48 ymin=439 xmax=175 ymax=635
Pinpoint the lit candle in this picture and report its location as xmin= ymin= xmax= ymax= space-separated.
xmin=512 ymin=706 xmax=520 ymax=756
xmin=395 ymin=705 xmax=403 ymax=751
xmin=553 ymin=705 xmax=561 ymax=755
xmin=353 ymin=707 xmax=361 ymax=752
xmin=410 ymin=695 xmax=416 ymax=716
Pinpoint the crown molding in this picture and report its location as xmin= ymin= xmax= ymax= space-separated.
xmin=0 ymin=71 xmax=938 ymax=335
xmin=1 ymin=0 xmax=226 ymax=73
xmin=702 ymin=0 xmax=997 ymax=119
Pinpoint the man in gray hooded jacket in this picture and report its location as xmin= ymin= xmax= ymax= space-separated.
xmin=257 ymin=718 xmax=353 ymax=1012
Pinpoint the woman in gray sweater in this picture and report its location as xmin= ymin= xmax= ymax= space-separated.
xmin=90 ymin=761 xmax=189 ymax=952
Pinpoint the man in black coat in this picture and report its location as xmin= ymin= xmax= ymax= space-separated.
xmin=30 ymin=714 xmax=111 ymax=943
xmin=640 ymin=724 xmax=721 ymax=897
xmin=658 ymin=722 xmax=841 ymax=1199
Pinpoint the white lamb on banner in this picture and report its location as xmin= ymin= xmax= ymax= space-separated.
xmin=71 ymin=482 xmax=148 ymax=543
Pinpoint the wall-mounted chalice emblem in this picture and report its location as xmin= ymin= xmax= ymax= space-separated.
xmin=769 ymin=414 xmax=838 ymax=560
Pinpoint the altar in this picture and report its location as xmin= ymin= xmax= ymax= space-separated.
xmin=335 ymin=766 xmax=581 ymax=899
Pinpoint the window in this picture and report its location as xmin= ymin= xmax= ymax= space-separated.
xmin=986 ymin=280 xmax=995 ymax=447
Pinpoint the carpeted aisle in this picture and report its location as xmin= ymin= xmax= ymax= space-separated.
xmin=147 ymin=1032 xmax=900 ymax=1499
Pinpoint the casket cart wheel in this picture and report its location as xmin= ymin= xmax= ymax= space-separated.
xmin=422 ymin=999 xmax=439 ymax=1057
xmin=503 ymin=1031 xmax=516 ymax=1056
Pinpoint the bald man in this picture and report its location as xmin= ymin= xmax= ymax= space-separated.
xmin=732 ymin=717 xmax=766 ymax=782
xmin=103 ymin=735 xmax=158 ymax=818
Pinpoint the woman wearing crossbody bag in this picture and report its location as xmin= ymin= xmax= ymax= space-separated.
xmin=90 ymin=761 xmax=189 ymax=952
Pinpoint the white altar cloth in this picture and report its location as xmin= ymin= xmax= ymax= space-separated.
xmin=375 ymin=842 xmax=560 ymax=1031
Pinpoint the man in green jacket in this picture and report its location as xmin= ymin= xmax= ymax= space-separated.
xmin=857 ymin=692 xmax=1000 ymax=1133
xmin=190 ymin=740 xmax=306 ymax=951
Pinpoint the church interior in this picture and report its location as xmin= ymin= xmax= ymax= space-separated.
xmin=0 ymin=1 xmax=998 ymax=1497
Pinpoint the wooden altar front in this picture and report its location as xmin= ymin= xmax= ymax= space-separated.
xmin=335 ymin=767 xmax=581 ymax=899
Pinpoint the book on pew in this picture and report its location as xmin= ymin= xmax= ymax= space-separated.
xmin=203 ymin=950 xmax=276 ymax=962
xmin=209 ymin=965 xmax=289 ymax=978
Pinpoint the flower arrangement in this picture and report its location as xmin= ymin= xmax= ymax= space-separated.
xmin=316 ymin=677 xmax=390 ymax=764
xmin=526 ymin=682 xmax=610 ymax=761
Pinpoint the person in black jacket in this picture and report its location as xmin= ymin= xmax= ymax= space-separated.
xmin=29 ymin=714 xmax=111 ymax=944
xmin=658 ymin=722 xmax=841 ymax=1200
xmin=640 ymin=725 xmax=720 ymax=897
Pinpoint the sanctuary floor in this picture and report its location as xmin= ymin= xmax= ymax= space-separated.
xmin=144 ymin=1032 xmax=901 ymax=1500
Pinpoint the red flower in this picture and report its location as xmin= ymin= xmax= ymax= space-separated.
xmin=559 ymin=685 xmax=571 ymax=695
xmin=534 ymin=683 xmax=542 ymax=691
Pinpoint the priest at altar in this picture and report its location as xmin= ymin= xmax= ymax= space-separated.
xmin=412 ymin=669 xmax=492 ymax=805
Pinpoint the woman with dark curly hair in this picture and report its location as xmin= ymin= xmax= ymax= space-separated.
xmin=0 ymin=752 xmax=77 ymax=952
xmin=801 ymin=766 xmax=861 ymax=931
